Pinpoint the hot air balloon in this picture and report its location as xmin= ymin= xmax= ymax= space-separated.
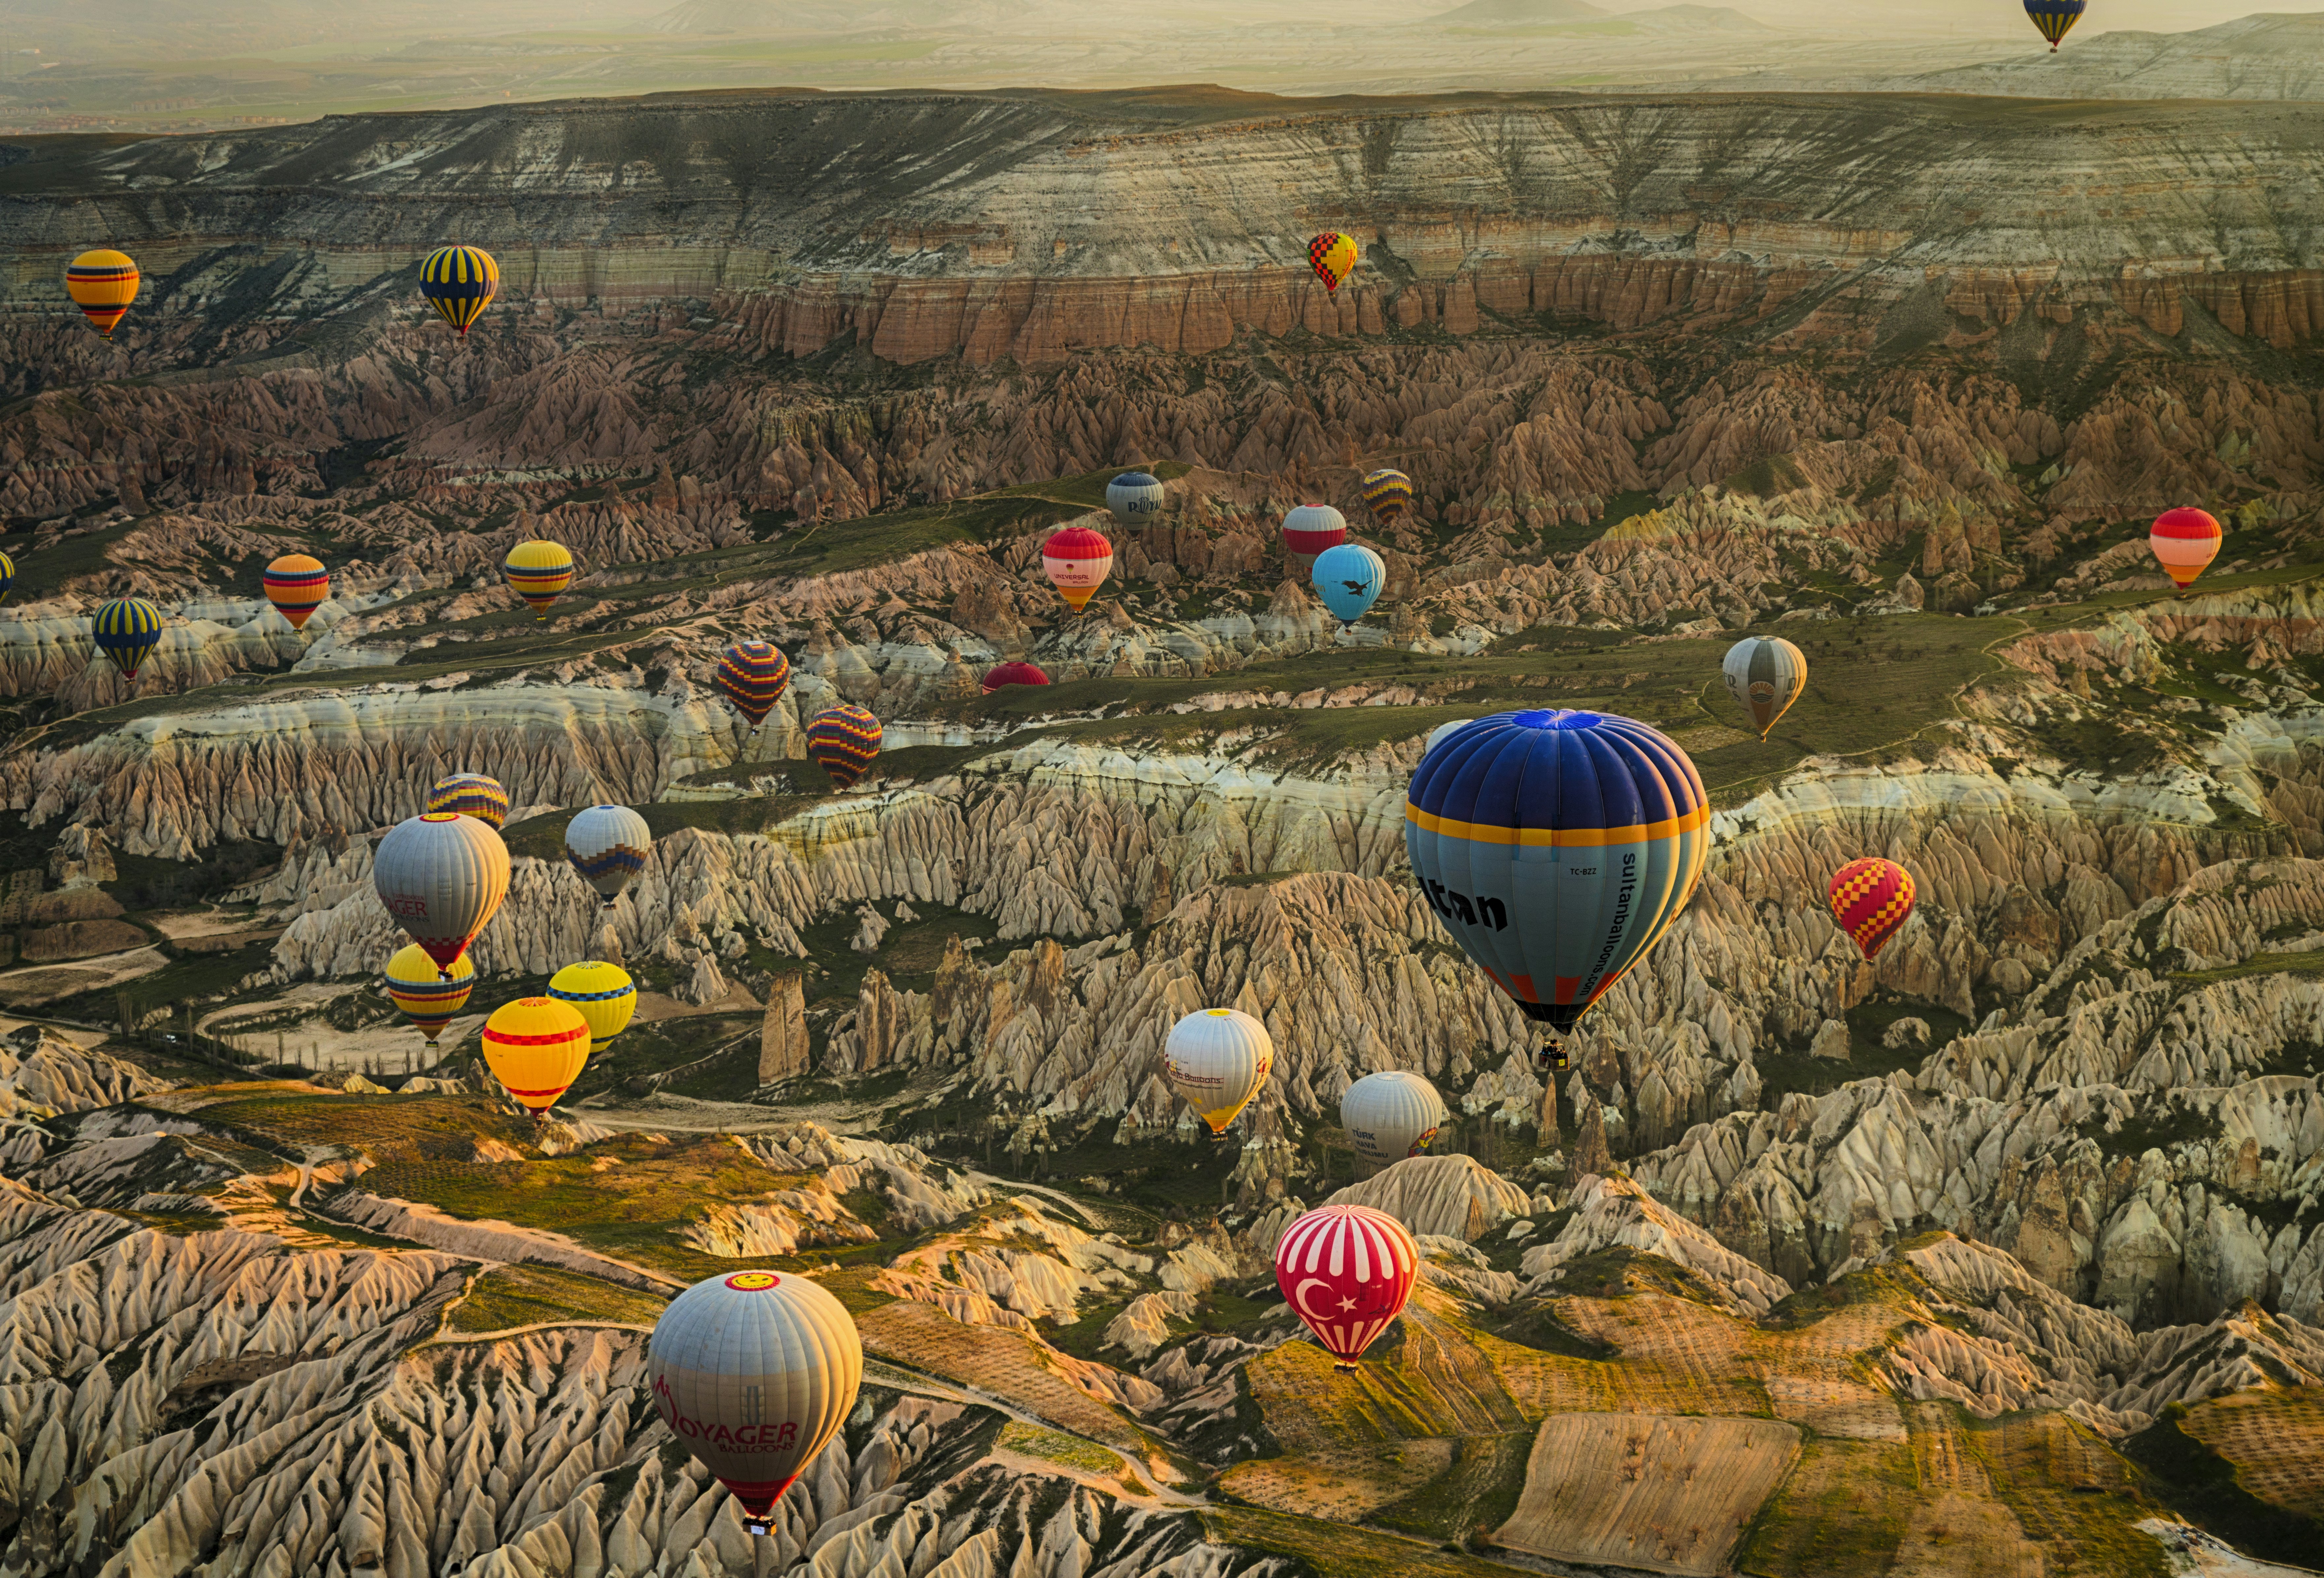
xmin=1307 ymin=232 xmax=1359 ymax=295
xmin=91 ymin=597 xmax=165 ymax=682
xmin=1312 ymin=542 xmax=1386 ymax=627
xmin=1162 ymin=1008 xmax=1273 ymax=1138
xmin=981 ymin=660 xmax=1050 ymax=694
xmin=481 ymin=996 xmax=592 ymax=1115
xmin=1273 ymin=1204 xmax=1418 ymax=1369
xmin=1340 ymin=1071 xmax=1448 ymax=1169
xmin=1106 ymin=471 xmax=1165 ymax=526
xmin=1829 ymin=857 xmax=1916 ymax=960
xmin=566 ymin=804 xmax=652 ymax=907
xmin=1721 ymin=636 xmax=1807 ymax=743
xmin=1360 ymin=469 xmax=1413 ymax=527
xmin=2024 ymin=0 xmax=2085 ymax=50
xmin=1424 ymin=718 xmax=1473 ymax=753
xmin=2150 ymin=507 xmax=2222 ymax=597
xmin=715 ymin=641 xmax=792 ymax=730
xmin=427 ymin=773 xmax=511 ymax=830
xmin=373 ymin=812 xmax=511 ymax=979
xmin=65 ymin=250 xmax=139 ymax=339
xmin=262 ymin=554 xmax=329 ymax=632
xmin=503 ymin=539 xmax=575 ymax=621
xmin=1406 ymin=709 xmax=1709 ymax=1072
xmin=806 ymin=704 xmax=883 ymax=789
xmin=420 ymin=244 xmax=499 ymax=336
xmin=1042 ymin=526 xmax=1114 ymax=616
xmin=0 ymin=550 xmax=16 ymax=606
xmin=648 ymin=1270 xmax=863 ymax=1537
xmin=548 ymin=960 xmax=638 ymax=1054
xmin=1281 ymin=505 xmax=1349 ymax=559
xmin=384 ymin=944 xmax=475 ymax=1051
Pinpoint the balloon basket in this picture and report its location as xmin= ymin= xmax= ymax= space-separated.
xmin=1333 ymin=1361 xmax=1359 ymax=1373
xmin=1534 ymin=1048 xmax=1569 ymax=1073
xmin=745 ymin=1520 xmax=773 ymax=1538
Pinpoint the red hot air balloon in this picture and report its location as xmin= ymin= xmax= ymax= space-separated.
xmin=981 ymin=660 xmax=1050 ymax=694
xmin=1042 ymin=526 xmax=1114 ymax=615
xmin=2149 ymin=507 xmax=2223 ymax=597
xmin=1828 ymin=858 xmax=1916 ymax=960
xmin=1272 ymin=1204 xmax=1419 ymax=1370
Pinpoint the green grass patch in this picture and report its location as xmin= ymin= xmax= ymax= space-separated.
xmin=1203 ymin=1506 xmax=1517 ymax=1578
xmin=996 ymin=1419 xmax=1123 ymax=1475
xmin=2172 ymin=949 xmax=2324 ymax=986
xmin=1734 ymin=1435 xmax=1916 ymax=1576
xmin=2123 ymin=1403 xmax=2324 ymax=1566
xmin=447 ymin=1263 xmax=670 ymax=1334
xmin=1371 ymin=1430 xmax=1536 ymax=1546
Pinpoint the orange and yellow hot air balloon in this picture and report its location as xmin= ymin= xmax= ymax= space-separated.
xmin=65 ymin=250 xmax=140 ymax=339
xmin=481 ymin=996 xmax=593 ymax=1116
xmin=1307 ymin=233 xmax=1358 ymax=294
xmin=262 ymin=554 xmax=329 ymax=631
xmin=2149 ymin=507 xmax=2222 ymax=597
xmin=1829 ymin=858 xmax=1916 ymax=960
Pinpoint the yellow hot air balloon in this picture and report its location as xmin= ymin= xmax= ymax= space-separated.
xmin=480 ymin=996 xmax=592 ymax=1116
xmin=547 ymin=961 xmax=637 ymax=1054
xmin=1307 ymin=232 xmax=1359 ymax=294
xmin=66 ymin=250 xmax=140 ymax=339
xmin=503 ymin=539 xmax=575 ymax=621
xmin=384 ymin=944 xmax=475 ymax=1050
xmin=262 ymin=554 xmax=330 ymax=632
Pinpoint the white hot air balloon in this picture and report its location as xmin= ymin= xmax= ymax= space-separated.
xmin=1105 ymin=470 xmax=1165 ymax=527
xmin=373 ymin=812 xmax=511 ymax=979
xmin=649 ymin=1270 xmax=863 ymax=1536
xmin=1340 ymin=1070 xmax=1449 ymax=1168
xmin=1163 ymin=1008 xmax=1273 ymax=1137
xmin=566 ymin=804 xmax=652 ymax=908
xmin=1423 ymin=718 xmax=1473 ymax=754
xmin=1720 ymin=635 xmax=1807 ymax=743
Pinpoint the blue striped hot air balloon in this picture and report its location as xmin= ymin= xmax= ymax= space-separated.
xmin=420 ymin=245 xmax=500 ymax=336
xmin=2024 ymin=0 xmax=2085 ymax=50
xmin=91 ymin=596 xmax=165 ymax=681
xmin=1404 ymin=709 xmax=1709 ymax=1072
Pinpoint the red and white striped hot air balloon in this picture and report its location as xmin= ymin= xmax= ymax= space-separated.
xmin=1272 ymin=1204 xmax=1419 ymax=1370
xmin=2149 ymin=507 xmax=2222 ymax=597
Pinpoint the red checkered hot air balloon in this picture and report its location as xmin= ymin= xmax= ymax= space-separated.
xmin=1307 ymin=232 xmax=1359 ymax=295
xmin=2149 ymin=507 xmax=2223 ymax=597
xmin=1272 ymin=1204 xmax=1419 ymax=1370
xmin=1828 ymin=858 xmax=1916 ymax=960
xmin=714 ymin=640 xmax=791 ymax=730
xmin=981 ymin=660 xmax=1049 ymax=694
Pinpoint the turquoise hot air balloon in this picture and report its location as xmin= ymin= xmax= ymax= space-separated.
xmin=1404 ymin=709 xmax=1709 ymax=1072
xmin=91 ymin=596 xmax=165 ymax=681
xmin=1312 ymin=543 xmax=1385 ymax=628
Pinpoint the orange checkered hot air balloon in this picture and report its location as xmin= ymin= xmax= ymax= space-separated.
xmin=1307 ymin=232 xmax=1359 ymax=294
xmin=1828 ymin=858 xmax=1916 ymax=960
xmin=2149 ymin=507 xmax=2222 ymax=597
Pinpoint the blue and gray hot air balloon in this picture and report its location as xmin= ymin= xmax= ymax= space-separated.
xmin=1311 ymin=542 xmax=1385 ymax=627
xmin=1106 ymin=471 xmax=1165 ymax=527
xmin=1404 ymin=709 xmax=1709 ymax=1072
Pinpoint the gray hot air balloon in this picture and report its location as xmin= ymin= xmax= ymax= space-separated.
xmin=1340 ymin=1070 xmax=1450 ymax=1168
xmin=373 ymin=812 xmax=511 ymax=980
xmin=565 ymin=803 xmax=651 ymax=908
xmin=1105 ymin=470 xmax=1165 ymax=527
xmin=649 ymin=1270 xmax=863 ymax=1535
xmin=1721 ymin=635 xmax=1807 ymax=743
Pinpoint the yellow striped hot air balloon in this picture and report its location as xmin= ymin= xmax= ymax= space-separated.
xmin=419 ymin=245 xmax=499 ymax=337
xmin=384 ymin=944 xmax=475 ymax=1050
xmin=262 ymin=554 xmax=329 ymax=632
xmin=91 ymin=596 xmax=165 ymax=681
xmin=503 ymin=540 xmax=574 ymax=621
xmin=547 ymin=961 xmax=637 ymax=1055
xmin=481 ymin=996 xmax=592 ymax=1116
xmin=65 ymin=250 xmax=140 ymax=339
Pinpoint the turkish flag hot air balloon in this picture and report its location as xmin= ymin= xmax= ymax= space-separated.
xmin=981 ymin=660 xmax=1049 ymax=694
xmin=1273 ymin=1204 xmax=1419 ymax=1369
xmin=1042 ymin=526 xmax=1114 ymax=615
xmin=2149 ymin=507 xmax=2223 ymax=597
xmin=1828 ymin=857 xmax=1916 ymax=959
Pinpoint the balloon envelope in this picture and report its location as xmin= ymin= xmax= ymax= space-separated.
xmin=384 ymin=944 xmax=474 ymax=1048
xmin=566 ymin=804 xmax=652 ymax=906
xmin=1307 ymin=232 xmax=1359 ymax=294
xmin=1042 ymin=526 xmax=1114 ymax=615
xmin=262 ymin=554 xmax=329 ymax=632
xmin=806 ymin=705 xmax=883 ymax=789
xmin=91 ymin=597 xmax=164 ymax=681
xmin=427 ymin=773 xmax=510 ymax=829
xmin=2024 ymin=0 xmax=2085 ymax=49
xmin=1281 ymin=505 xmax=1348 ymax=559
xmin=1273 ymin=1204 xmax=1418 ymax=1367
xmin=66 ymin=250 xmax=139 ymax=338
xmin=548 ymin=960 xmax=638 ymax=1053
xmin=981 ymin=660 xmax=1050 ymax=694
xmin=374 ymin=812 xmax=511 ymax=975
xmin=481 ymin=996 xmax=592 ymax=1114
xmin=420 ymin=245 xmax=499 ymax=335
xmin=2150 ymin=507 xmax=2222 ymax=595
xmin=1721 ymin=636 xmax=1807 ymax=742
xmin=716 ymin=641 xmax=792 ymax=728
xmin=1340 ymin=1071 xmax=1448 ymax=1168
xmin=1106 ymin=472 xmax=1165 ymax=527
xmin=1829 ymin=857 xmax=1916 ymax=959
xmin=503 ymin=539 xmax=575 ymax=620
xmin=0 ymin=550 xmax=13 ymax=605
xmin=1311 ymin=543 xmax=1386 ymax=626
xmin=1359 ymin=469 xmax=1413 ymax=527
xmin=649 ymin=1270 xmax=863 ymax=1532
xmin=1405 ymin=709 xmax=1709 ymax=1046
xmin=1163 ymin=1008 xmax=1273 ymax=1135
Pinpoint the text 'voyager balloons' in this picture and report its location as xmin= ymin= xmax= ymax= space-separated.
xmin=481 ymin=996 xmax=592 ymax=1115
xmin=374 ymin=812 xmax=511 ymax=978
xmin=1163 ymin=1008 xmax=1273 ymax=1136
xmin=566 ymin=804 xmax=652 ymax=907
xmin=1311 ymin=542 xmax=1386 ymax=627
xmin=1340 ymin=1071 xmax=1449 ymax=1168
xmin=385 ymin=944 xmax=474 ymax=1050
xmin=1042 ymin=526 xmax=1114 ymax=615
xmin=427 ymin=773 xmax=510 ymax=829
xmin=2150 ymin=507 xmax=2222 ymax=596
xmin=1273 ymin=1204 xmax=1418 ymax=1369
xmin=1308 ymin=232 xmax=1359 ymax=294
xmin=2024 ymin=0 xmax=2086 ymax=50
xmin=65 ymin=250 xmax=139 ymax=339
xmin=806 ymin=704 xmax=883 ymax=789
xmin=1721 ymin=636 xmax=1807 ymax=743
xmin=1829 ymin=857 xmax=1916 ymax=959
xmin=715 ymin=640 xmax=792 ymax=730
xmin=1405 ymin=709 xmax=1709 ymax=1068
xmin=1360 ymin=469 xmax=1413 ymax=527
xmin=1106 ymin=471 xmax=1165 ymax=526
xmin=548 ymin=960 xmax=638 ymax=1054
xmin=420 ymin=245 xmax=499 ymax=336
xmin=91 ymin=597 xmax=164 ymax=681
xmin=262 ymin=554 xmax=330 ymax=632
xmin=981 ymin=660 xmax=1050 ymax=694
xmin=1280 ymin=504 xmax=1348 ymax=559
xmin=650 ymin=1271 xmax=863 ymax=1536
xmin=503 ymin=539 xmax=575 ymax=621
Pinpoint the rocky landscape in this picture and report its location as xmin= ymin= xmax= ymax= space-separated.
xmin=0 ymin=78 xmax=2322 ymax=1578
